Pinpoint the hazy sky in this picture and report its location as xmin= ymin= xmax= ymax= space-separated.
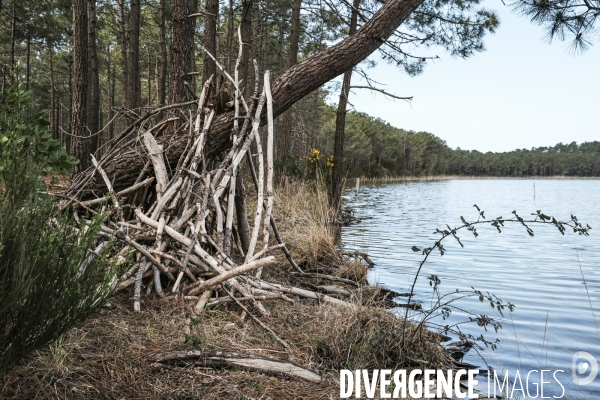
xmin=345 ymin=0 xmax=600 ymax=153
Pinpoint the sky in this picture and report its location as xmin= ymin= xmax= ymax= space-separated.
xmin=344 ymin=0 xmax=600 ymax=153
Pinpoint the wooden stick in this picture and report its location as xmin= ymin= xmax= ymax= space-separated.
xmin=152 ymin=217 xmax=166 ymax=296
xmin=256 ymin=71 xmax=274 ymax=279
xmin=133 ymin=261 xmax=151 ymax=312
xmin=223 ymin=171 xmax=236 ymax=255
xmin=245 ymin=104 xmax=265 ymax=263
xmin=98 ymin=224 xmax=176 ymax=282
xmin=257 ymin=281 xmax=351 ymax=307
xmin=148 ymin=350 xmax=320 ymax=382
xmin=142 ymin=130 xmax=169 ymax=198
xmin=245 ymin=153 xmax=303 ymax=273
xmin=78 ymin=177 xmax=155 ymax=207
xmin=207 ymin=293 xmax=284 ymax=306
xmin=249 ymin=243 xmax=285 ymax=262
xmin=150 ymin=177 xmax=182 ymax=220
xmin=90 ymin=155 xmax=121 ymax=221
xmin=187 ymin=256 xmax=276 ymax=296
xmin=194 ymin=288 xmax=213 ymax=314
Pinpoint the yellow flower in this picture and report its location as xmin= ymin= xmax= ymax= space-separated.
xmin=308 ymin=148 xmax=322 ymax=163
xmin=326 ymin=155 xmax=334 ymax=168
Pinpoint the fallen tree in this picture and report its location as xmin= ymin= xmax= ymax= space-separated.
xmin=65 ymin=0 xmax=423 ymax=198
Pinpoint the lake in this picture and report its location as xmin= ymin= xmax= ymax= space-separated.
xmin=341 ymin=179 xmax=600 ymax=399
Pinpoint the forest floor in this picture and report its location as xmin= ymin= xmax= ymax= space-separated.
xmin=0 ymin=180 xmax=451 ymax=400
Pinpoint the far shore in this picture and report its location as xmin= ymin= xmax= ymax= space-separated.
xmin=355 ymin=175 xmax=600 ymax=183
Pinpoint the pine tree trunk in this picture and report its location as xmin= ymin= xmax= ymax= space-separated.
xmin=26 ymin=37 xmax=31 ymax=90
xmin=87 ymin=0 xmax=100 ymax=153
xmin=282 ymin=0 xmax=302 ymax=156
xmin=158 ymin=0 xmax=168 ymax=107
xmin=70 ymin=0 xmax=89 ymax=172
xmin=171 ymin=0 xmax=198 ymax=103
xmin=239 ymin=0 xmax=253 ymax=93
xmin=107 ymin=47 xmax=114 ymax=144
xmin=203 ymin=0 xmax=219 ymax=95
xmin=48 ymin=39 xmax=57 ymax=140
xmin=117 ymin=0 xmax=128 ymax=107
xmin=330 ymin=0 xmax=361 ymax=213
xmin=10 ymin=0 xmax=15 ymax=85
xmin=128 ymin=0 xmax=141 ymax=109
xmin=226 ymin=0 xmax=234 ymax=73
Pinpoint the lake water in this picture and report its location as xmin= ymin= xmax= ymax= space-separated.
xmin=341 ymin=179 xmax=600 ymax=399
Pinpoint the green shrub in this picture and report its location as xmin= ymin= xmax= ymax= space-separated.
xmin=0 ymin=87 xmax=78 ymax=177
xmin=0 ymin=90 xmax=116 ymax=376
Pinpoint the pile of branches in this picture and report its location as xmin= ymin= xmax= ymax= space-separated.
xmin=59 ymin=46 xmax=351 ymax=336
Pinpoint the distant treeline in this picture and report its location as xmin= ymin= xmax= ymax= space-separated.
xmin=309 ymin=106 xmax=600 ymax=177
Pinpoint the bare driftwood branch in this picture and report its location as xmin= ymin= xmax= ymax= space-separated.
xmin=148 ymin=350 xmax=320 ymax=382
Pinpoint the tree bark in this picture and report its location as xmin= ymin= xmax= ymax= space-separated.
xmin=69 ymin=0 xmax=424 ymax=194
xmin=117 ymin=0 xmax=129 ymax=107
xmin=203 ymin=0 xmax=219 ymax=95
xmin=10 ymin=0 xmax=15 ymax=85
xmin=226 ymin=0 xmax=234 ymax=74
xmin=331 ymin=0 xmax=361 ymax=213
xmin=128 ymin=0 xmax=141 ymax=109
xmin=171 ymin=0 xmax=198 ymax=103
xmin=87 ymin=0 xmax=100 ymax=153
xmin=158 ymin=0 xmax=168 ymax=108
xmin=70 ymin=0 xmax=89 ymax=172
xmin=281 ymin=0 xmax=302 ymax=156
xmin=48 ymin=39 xmax=57 ymax=140
xmin=26 ymin=37 xmax=31 ymax=91
xmin=235 ymin=172 xmax=251 ymax=253
xmin=107 ymin=47 xmax=115 ymax=143
xmin=239 ymin=0 xmax=253 ymax=93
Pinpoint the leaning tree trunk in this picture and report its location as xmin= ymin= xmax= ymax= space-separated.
xmin=67 ymin=0 xmax=424 ymax=196
xmin=70 ymin=0 xmax=89 ymax=172
xmin=330 ymin=0 xmax=361 ymax=213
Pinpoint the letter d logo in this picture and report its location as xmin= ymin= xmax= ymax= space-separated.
xmin=572 ymin=351 xmax=598 ymax=386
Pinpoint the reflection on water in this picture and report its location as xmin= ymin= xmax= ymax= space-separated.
xmin=341 ymin=179 xmax=600 ymax=399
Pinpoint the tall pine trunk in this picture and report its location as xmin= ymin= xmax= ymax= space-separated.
xmin=26 ymin=37 xmax=31 ymax=90
xmin=330 ymin=0 xmax=361 ymax=213
xmin=10 ymin=0 xmax=15 ymax=85
xmin=48 ymin=39 xmax=58 ymax=140
xmin=157 ymin=0 xmax=168 ymax=108
xmin=226 ymin=0 xmax=234 ymax=73
xmin=282 ymin=0 xmax=302 ymax=156
xmin=239 ymin=0 xmax=253 ymax=93
xmin=202 ymin=0 xmax=219 ymax=95
xmin=70 ymin=0 xmax=89 ymax=172
xmin=87 ymin=0 xmax=100 ymax=153
xmin=171 ymin=0 xmax=197 ymax=104
xmin=128 ymin=0 xmax=141 ymax=109
xmin=117 ymin=0 xmax=128 ymax=107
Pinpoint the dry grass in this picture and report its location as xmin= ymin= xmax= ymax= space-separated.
xmin=1 ymin=179 xmax=449 ymax=399
xmin=271 ymin=177 xmax=368 ymax=280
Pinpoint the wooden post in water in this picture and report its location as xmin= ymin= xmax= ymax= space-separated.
xmin=355 ymin=177 xmax=360 ymax=196
xmin=534 ymin=182 xmax=536 ymax=199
